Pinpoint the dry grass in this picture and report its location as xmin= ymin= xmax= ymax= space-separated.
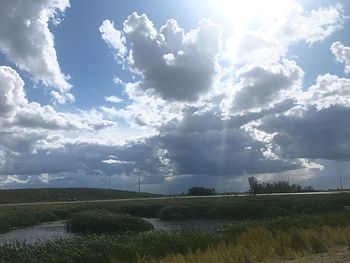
xmin=141 ymin=226 xmax=350 ymax=263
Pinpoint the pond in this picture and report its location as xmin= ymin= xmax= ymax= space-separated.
xmin=0 ymin=218 xmax=231 ymax=244
xmin=0 ymin=221 xmax=76 ymax=244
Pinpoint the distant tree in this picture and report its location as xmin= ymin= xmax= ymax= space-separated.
xmin=187 ymin=187 xmax=216 ymax=196
xmin=248 ymin=176 xmax=314 ymax=194
xmin=248 ymin=176 xmax=258 ymax=194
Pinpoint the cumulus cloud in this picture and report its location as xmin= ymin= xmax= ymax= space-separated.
xmin=99 ymin=20 xmax=127 ymax=62
xmin=1 ymin=1 xmax=348 ymax=192
xmin=258 ymin=72 xmax=350 ymax=162
xmin=153 ymin=106 xmax=301 ymax=177
xmin=0 ymin=0 xmax=73 ymax=103
xmin=303 ymin=74 xmax=350 ymax=109
xmin=0 ymin=66 xmax=115 ymax=132
xmin=228 ymin=60 xmax=303 ymax=112
xmin=0 ymin=66 xmax=27 ymax=117
xmin=100 ymin=13 xmax=222 ymax=101
xmin=260 ymin=105 xmax=350 ymax=161
xmin=111 ymin=82 xmax=183 ymax=129
xmin=331 ymin=42 xmax=350 ymax=73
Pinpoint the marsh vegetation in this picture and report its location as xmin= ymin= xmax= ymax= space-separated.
xmin=0 ymin=193 xmax=349 ymax=262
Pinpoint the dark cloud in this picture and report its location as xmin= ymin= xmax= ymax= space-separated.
xmin=231 ymin=60 xmax=303 ymax=111
xmin=260 ymin=105 xmax=350 ymax=160
xmin=103 ymin=13 xmax=222 ymax=101
xmin=155 ymin=107 xmax=301 ymax=176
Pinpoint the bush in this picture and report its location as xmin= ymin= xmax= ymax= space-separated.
xmin=66 ymin=210 xmax=154 ymax=234
xmin=157 ymin=206 xmax=190 ymax=221
xmin=187 ymin=187 xmax=216 ymax=196
xmin=0 ymin=219 xmax=11 ymax=233
xmin=1 ymin=211 xmax=58 ymax=228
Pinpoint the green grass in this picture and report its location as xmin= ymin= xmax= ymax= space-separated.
xmin=0 ymin=211 xmax=349 ymax=263
xmin=0 ymin=193 xmax=349 ymax=233
xmin=0 ymin=188 xmax=160 ymax=204
xmin=66 ymin=210 xmax=154 ymax=234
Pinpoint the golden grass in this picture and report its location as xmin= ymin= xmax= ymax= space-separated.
xmin=140 ymin=226 xmax=350 ymax=263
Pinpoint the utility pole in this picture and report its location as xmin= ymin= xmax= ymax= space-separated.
xmin=138 ymin=173 xmax=141 ymax=199
xmin=108 ymin=175 xmax=112 ymax=189
xmin=339 ymin=170 xmax=343 ymax=192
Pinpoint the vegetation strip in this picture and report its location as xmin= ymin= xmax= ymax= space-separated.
xmin=0 ymin=212 xmax=350 ymax=262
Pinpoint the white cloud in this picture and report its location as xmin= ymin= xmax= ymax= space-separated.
xmin=101 ymin=159 xmax=135 ymax=165
xmin=0 ymin=66 xmax=27 ymax=117
xmin=302 ymin=74 xmax=350 ymax=109
xmin=101 ymin=13 xmax=222 ymax=101
xmin=223 ymin=60 xmax=303 ymax=113
xmin=331 ymin=42 xmax=350 ymax=74
xmin=104 ymin=96 xmax=123 ymax=104
xmin=258 ymin=73 xmax=350 ymax=161
xmin=51 ymin=90 xmax=75 ymax=104
xmin=113 ymin=76 xmax=125 ymax=86
xmin=99 ymin=20 xmax=127 ymax=62
xmin=226 ymin=2 xmax=344 ymax=65
xmin=0 ymin=66 xmax=116 ymax=132
xmin=0 ymin=0 xmax=73 ymax=103
xmin=267 ymin=3 xmax=344 ymax=45
xmin=113 ymin=82 xmax=184 ymax=129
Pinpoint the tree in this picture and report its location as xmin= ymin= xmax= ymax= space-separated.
xmin=187 ymin=187 xmax=216 ymax=196
xmin=248 ymin=176 xmax=314 ymax=194
xmin=248 ymin=176 xmax=258 ymax=194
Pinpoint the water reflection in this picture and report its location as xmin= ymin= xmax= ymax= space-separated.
xmin=0 ymin=221 xmax=76 ymax=244
xmin=0 ymin=218 xmax=231 ymax=244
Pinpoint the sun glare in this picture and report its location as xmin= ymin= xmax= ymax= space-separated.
xmin=216 ymin=0 xmax=294 ymax=28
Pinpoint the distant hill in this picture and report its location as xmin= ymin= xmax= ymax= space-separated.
xmin=0 ymin=188 xmax=160 ymax=204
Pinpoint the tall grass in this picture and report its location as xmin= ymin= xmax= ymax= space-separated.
xmin=0 ymin=212 xmax=350 ymax=263
xmin=143 ymin=226 xmax=350 ymax=263
xmin=0 ymin=193 xmax=349 ymax=233
xmin=66 ymin=210 xmax=154 ymax=234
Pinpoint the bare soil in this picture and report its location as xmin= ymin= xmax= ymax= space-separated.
xmin=283 ymin=247 xmax=350 ymax=263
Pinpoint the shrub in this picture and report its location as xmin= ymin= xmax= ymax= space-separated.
xmin=157 ymin=206 xmax=190 ymax=221
xmin=66 ymin=210 xmax=154 ymax=234
xmin=1 ymin=211 xmax=58 ymax=228
xmin=0 ymin=219 xmax=11 ymax=233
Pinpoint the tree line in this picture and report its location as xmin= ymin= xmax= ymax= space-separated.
xmin=248 ymin=176 xmax=314 ymax=194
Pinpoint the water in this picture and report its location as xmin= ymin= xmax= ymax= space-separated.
xmin=0 ymin=221 xmax=76 ymax=244
xmin=0 ymin=219 xmax=231 ymax=244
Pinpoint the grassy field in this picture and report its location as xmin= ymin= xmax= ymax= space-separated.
xmin=0 ymin=193 xmax=349 ymax=262
xmin=0 ymin=211 xmax=349 ymax=262
xmin=0 ymin=193 xmax=349 ymax=232
xmin=0 ymin=188 xmax=160 ymax=204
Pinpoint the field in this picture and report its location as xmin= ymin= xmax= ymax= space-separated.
xmin=0 ymin=188 xmax=159 ymax=204
xmin=0 ymin=193 xmax=349 ymax=262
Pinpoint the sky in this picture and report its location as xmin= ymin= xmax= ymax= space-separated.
xmin=0 ymin=0 xmax=350 ymax=194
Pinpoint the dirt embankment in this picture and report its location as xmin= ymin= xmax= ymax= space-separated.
xmin=283 ymin=246 xmax=350 ymax=263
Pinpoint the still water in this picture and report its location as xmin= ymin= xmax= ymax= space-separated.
xmin=0 ymin=218 xmax=230 ymax=244
xmin=0 ymin=221 xmax=76 ymax=244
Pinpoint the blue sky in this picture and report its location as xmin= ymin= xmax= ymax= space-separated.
xmin=0 ymin=0 xmax=350 ymax=193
